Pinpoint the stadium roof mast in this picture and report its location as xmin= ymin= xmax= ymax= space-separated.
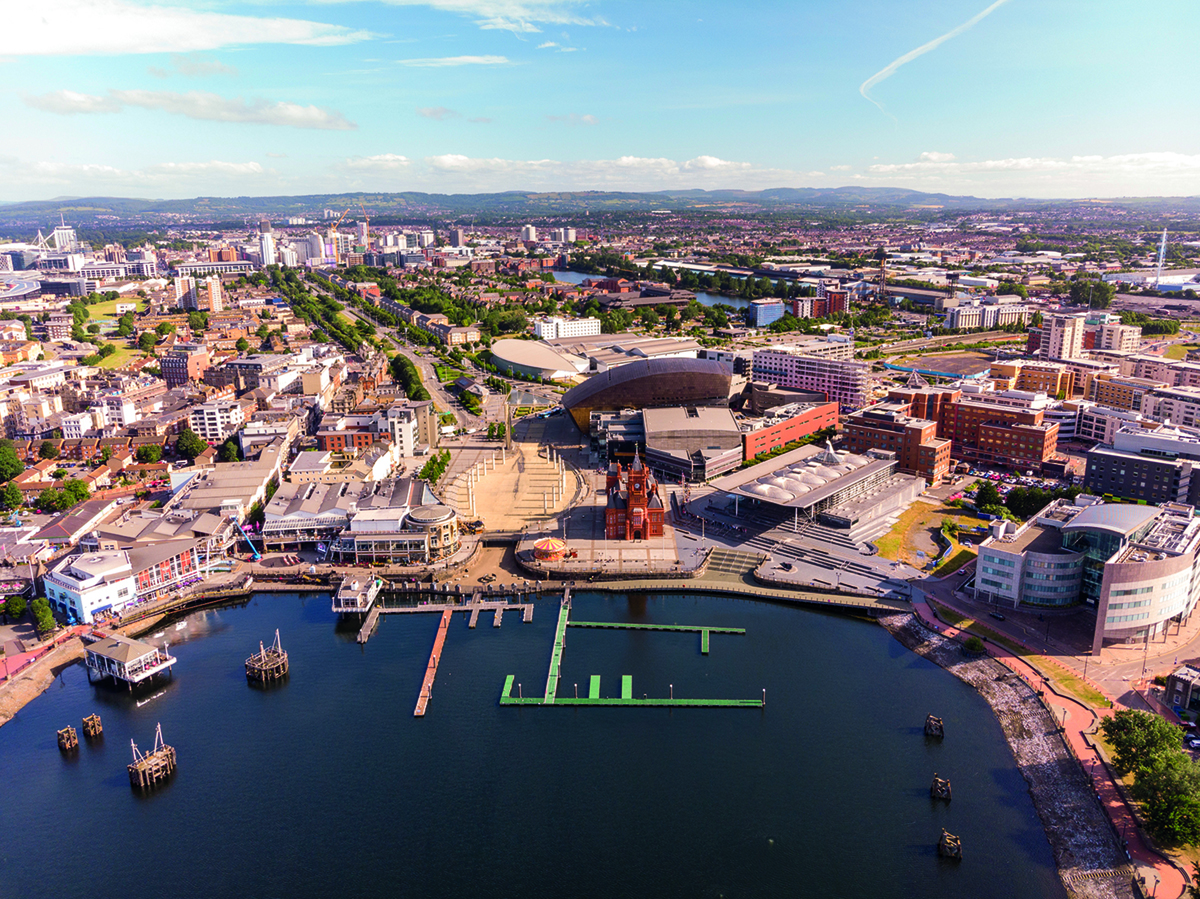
xmin=1155 ymin=228 xmax=1168 ymax=289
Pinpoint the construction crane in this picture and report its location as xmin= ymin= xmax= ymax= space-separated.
xmin=1155 ymin=228 xmax=1169 ymax=290
xmin=327 ymin=207 xmax=352 ymax=264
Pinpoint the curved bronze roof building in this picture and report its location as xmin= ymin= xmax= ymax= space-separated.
xmin=561 ymin=357 xmax=732 ymax=430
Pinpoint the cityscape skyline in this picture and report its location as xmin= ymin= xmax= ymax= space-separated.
xmin=4 ymin=0 xmax=1200 ymax=201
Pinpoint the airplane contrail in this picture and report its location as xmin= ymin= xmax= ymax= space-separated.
xmin=859 ymin=0 xmax=1013 ymax=114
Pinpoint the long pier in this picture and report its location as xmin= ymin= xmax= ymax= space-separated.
xmin=500 ymin=674 xmax=762 ymax=708
xmin=413 ymin=610 xmax=452 ymax=717
xmin=356 ymin=607 xmax=381 ymax=644
xmin=568 ymin=621 xmax=745 ymax=655
xmin=544 ymin=596 xmax=571 ymax=703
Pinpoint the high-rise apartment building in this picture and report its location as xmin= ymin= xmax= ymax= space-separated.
xmin=520 ymin=224 xmax=537 ymax=241
xmin=1043 ymin=314 xmax=1086 ymax=361
xmin=751 ymin=345 xmax=869 ymax=412
xmin=1099 ymin=323 xmax=1142 ymax=354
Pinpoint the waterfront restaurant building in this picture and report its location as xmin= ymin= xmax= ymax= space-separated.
xmin=84 ymin=633 xmax=177 ymax=686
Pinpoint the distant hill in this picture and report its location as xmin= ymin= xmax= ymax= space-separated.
xmin=1 ymin=188 xmax=1199 ymax=229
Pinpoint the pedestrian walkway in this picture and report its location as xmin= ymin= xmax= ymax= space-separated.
xmin=912 ymin=596 xmax=1188 ymax=899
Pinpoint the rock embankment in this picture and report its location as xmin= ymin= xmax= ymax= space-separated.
xmin=881 ymin=612 xmax=1135 ymax=899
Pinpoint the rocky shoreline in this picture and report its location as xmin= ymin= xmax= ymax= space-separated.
xmin=881 ymin=612 xmax=1135 ymax=899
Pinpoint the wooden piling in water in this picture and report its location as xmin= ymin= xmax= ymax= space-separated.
xmin=128 ymin=723 xmax=176 ymax=790
xmin=245 ymin=629 xmax=289 ymax=682
xmin=82 ymin=714 xmax=102 ymax=739
xmin=57 ymin=726 xmax=78 ymax=752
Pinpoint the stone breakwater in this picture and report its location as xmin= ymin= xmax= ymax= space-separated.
xmin=880 ymin=612 xmax=1135 ymax=899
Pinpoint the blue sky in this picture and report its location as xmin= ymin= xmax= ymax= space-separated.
xmin=3 ymin=0 xmax=1199 ymax=202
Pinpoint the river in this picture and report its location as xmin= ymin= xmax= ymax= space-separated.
xmin=554 ymin=269 xmax=750 ymax=310
xmin=0 ymin=591 xmax=1063 ymax=899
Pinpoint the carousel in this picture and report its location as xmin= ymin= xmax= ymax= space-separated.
xmin=532 ymin=537 xmax=569 ymax=562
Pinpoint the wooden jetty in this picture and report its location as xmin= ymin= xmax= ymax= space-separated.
xmin=356 ymin=606 xmax=381 ymax=644
xmin=413 ymin=610 xmax=452 ymax=717
xmin=82 ymin=714 xmax=102 ymax=739
xmin=128 ymin=723 xmax=176 ymax=789
xmin=930 ymin=774 xmax=952 ymax=801
xmin=925 ymin=714 xmax=944 ymax=738
xmin=937 ymin=829 xmax=962 ymax=860
xmin=57 ymin=725 xmax=78 ymax=751
xmin=245 ymin=629 xmax=289 ymax=682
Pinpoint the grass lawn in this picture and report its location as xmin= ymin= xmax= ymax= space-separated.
xmin=1163 ymin=343 xmax=1200 ymax=361
xmin=87 ymin=297 xmax=147 ymax=319
xmin=436 ymin=366 xmax=465 ymax=383
xmin=96 ymin=343 xmax=141 ymax=369
xmin=933 ymin=547 xmax=977 ymax=577
xmin=875 ymin=500 xmax=989 ymax=567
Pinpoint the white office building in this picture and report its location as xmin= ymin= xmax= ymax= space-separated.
xmin=43 ymin=551 xmax=137 ymax=624
xmin=188 ymin=400 xmax=245 ymax=443
xmin=533 ymin=316 xmax=602 ymax=340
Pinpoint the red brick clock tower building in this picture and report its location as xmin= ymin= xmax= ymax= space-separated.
xmin=604 ymin=451 xmax=665 ymax=541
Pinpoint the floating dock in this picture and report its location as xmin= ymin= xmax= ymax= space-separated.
xmin=502 ymin=589 xmax=763 ymax=709
xmin=500 ymin=674 xmax=762 ymax=708
xmin=568 ymin=621 xmax=745 ymax=655
xmin=413 ymin=610 xmax=452 ymax=717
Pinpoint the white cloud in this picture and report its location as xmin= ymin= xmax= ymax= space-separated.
xmin=683 ymin=155 xmax=750 ymax=171
xmin=0 ymin=155 xmax=270 ymax=199
xmin=536 ymin=39 xmax=580 ymax=51
xmin=859 ymin=150 xmax=1200 ymax=196
xmin=25 ymin=89 xmax=356 ymax=130
xmin=25 ymin=90 xmax=121 ymax=115
xmin=537 ymin=41 xmax=558 ymax=48
xmin=415 ymin=153 xmax=817 ymax=190
xmin=6 ymin=0 xmax=373 ymax=56
xmin=859 ymin=0 xmax=1012 ymax=115
xmin=397 ymin=55 xmax=510 ymax=67
xmin=345 ymin=154 xmax=411 ymax=170
xmin=546 ymin=113 xmax=597 ymax=125
xmin=829 ymin=164 xmax=852 ymax=171
xmin=354 ymin=1 xmax=603 ymax=34
xmin=418 ymin=106 xmax=461 ymax=120
xmin=149 ymin=53 xmax=238 ymax=79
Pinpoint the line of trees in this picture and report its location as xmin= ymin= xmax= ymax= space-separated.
xmin=1101 ymin=710 xmax=1200 ymax=845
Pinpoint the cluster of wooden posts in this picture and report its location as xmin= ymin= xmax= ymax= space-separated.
xmin=56 ymin=714 xmax=103 ymax=751
xmin=924 ymin=714 xmax=962 ymax=860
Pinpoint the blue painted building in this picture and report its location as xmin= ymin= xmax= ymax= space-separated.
xmin=748 ymin=298 xmax=785 ymax=328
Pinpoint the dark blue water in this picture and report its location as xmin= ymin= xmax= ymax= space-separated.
xmin=1 ymin=592 xmax=1063 ymax=899
xmin=554 ymin=270 xmax=749 ymax=309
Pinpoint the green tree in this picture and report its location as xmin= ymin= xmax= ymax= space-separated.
xmin=36 ymin=487 xmax=65 ymax=512
xmin=61 ymin=479 xmax=91 ymax=507
xmin=0 ymin=445 xmax=23 ymax=481
xmin=235 ymin=337 xmax=251 ymax=353
xmin=4 ymin=594 xmax=27 ymax=621
xmin=38 ymin=440 xmax=59 ymax=460
xmin=138 ymin=331 xmax=158 ymax=353
xmin=1131 ymin=752 xmax=1200 ymax=845
xmin=115 ymin=312 xmax=136 ymax=337
xmin=1101 ymin=710 xmax=1183 ymax=775
xmin=135 ymin=444 xmax=163 ymax=464
xmin=155 ymin=322 xmax=175 ymax=337
xmin=974 ymin=480 xmax=1002 ymax=511
xmin=175 ymin=428 xmax=208 ymax=461
xmin=256 ymin=323 xmax=271 ymax=340
xmin=1069 ymin=277 xmax=1116 ymax=309
xmin=86 ymin=323 xmax=101 ymax=335
xmin=2 ymin=481 xmax=22 ymax=510
xmin=187 ymin=310 xmax=209 ymax=332
xmin=218 ymin=439 xmax=241 ymax=463
xmin=31 ymin=597 xmax=55 ymax=635
xmin=51 ymin=468 xmax=67 ymax=480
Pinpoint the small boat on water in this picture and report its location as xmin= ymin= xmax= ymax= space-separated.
xmin=175 ymin=621 xmax=187 ymax=631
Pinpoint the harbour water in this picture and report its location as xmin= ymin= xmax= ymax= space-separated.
xmin=554 ymin=269 xmax=750 ymax=310
xmin=1 ymin=592 xmax=1063 ymax=899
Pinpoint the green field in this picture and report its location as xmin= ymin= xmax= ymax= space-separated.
xmin=87 ymin=297 xmax=147 ymax=319
xmin=95 ymin=343 xmax=141 ymax=369
xmin=436 ymin=366 xmax=464 ymax=383
xmin=1163 ymin=344 xmax=1200 ymax=361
